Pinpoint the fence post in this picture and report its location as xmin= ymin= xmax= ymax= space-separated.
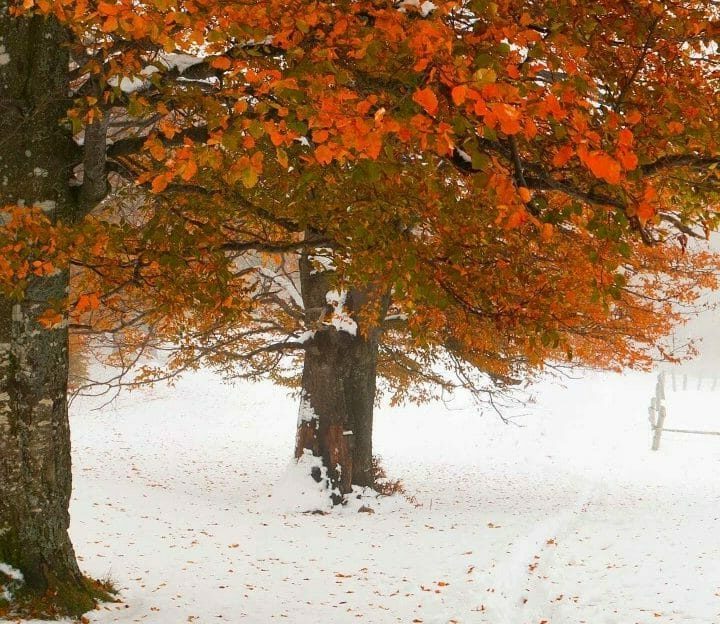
xmin=652 ymin=406 xmax=667 ymax=451
xmin=651 ymin=373 xmax=666 ymax=451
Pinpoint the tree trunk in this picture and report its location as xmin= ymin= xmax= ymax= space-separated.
xmin=344 ymin=310 xmax=380 ymax=489
xmin=0 ymin=8 xmax=97 ymax=616
xmin=294 ymin=251 xmax=383 ymax=501
xmin=295 ymin=327 xmax=358 ymax=502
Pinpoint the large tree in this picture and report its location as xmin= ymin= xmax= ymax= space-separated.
xmin=57 ymin=0 xmax=720 ymax=503
xmin=0 ymin=6 xmax=105 ymax=616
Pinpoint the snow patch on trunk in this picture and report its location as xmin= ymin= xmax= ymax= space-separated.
xmin=0 ymin=562 xmax=24 ymax=603
xmin=297 ymin=395 xmax=319 ymax=426
xmin=325 ymin=290 xmax=357 ymax=336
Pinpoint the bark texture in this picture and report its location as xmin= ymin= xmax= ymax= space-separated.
xmin=0 ymin=7 xmax=95 ymax=615
xmin=294 ymin=252 xmax=382 ymax=501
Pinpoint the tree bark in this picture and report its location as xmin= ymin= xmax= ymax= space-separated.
xmin=294 ymin=251 xmax=383 ymax=501
xmin=343 ymin=290 xmax=381 ymax=489
xmin=0 ymin=7 xmax=96 ymax=615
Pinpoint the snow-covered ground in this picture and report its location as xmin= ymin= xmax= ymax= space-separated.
xmin=7 ymin=364 xmax=720 ymax=623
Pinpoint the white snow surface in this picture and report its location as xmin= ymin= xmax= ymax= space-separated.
xmin=6 ymin=367 xmax=720 ymax=623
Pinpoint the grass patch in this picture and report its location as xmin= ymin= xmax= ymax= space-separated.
xmin=0 ymin=574 xmax=118 ymax=621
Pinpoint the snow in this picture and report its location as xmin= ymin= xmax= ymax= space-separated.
xmin=256 ymin=266 xmax=304 ymax=308
xmin=0 ymin=563 xmax=23 ymax=603
xmin=397 ymin=0 xmax=437 ymax=16
xmin=158 ymin=53 xmax=204 ymax=74
xmin=33 ymin=200 xmax=55 ymax=213
xmin=107 ymin=67 xmax=159 ymax=94
xmin=108 ymin=75 xmax=146 ymax=94
xmin=297 ymin=395 xmax=319 ymax=424
xmin=265 ymin=450 xmax=335 ymax=514
xmin=325 ymin=290 xmax=358 ymax=336
xmin=5 ymin=364 xmax=720 ymax=622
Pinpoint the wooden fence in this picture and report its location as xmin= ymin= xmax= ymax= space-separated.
xmin=649 ymin=372 xmax=720 ymax=450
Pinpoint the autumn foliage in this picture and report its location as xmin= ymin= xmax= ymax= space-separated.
xmin=1 ymin=0 xmax=717 ymax=378
xmin=1 ymin=0 xmax=719 ymax=490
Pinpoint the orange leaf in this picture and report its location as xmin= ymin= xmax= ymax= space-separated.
xmin=101 ymin=16 xmax=118 ymax=32
xmin=492 ymin=103 xmax=521 ymax=135
xmin=541 ymin=222 xmax=554 ymax=241
xmin=37 ymin=308 xmax=63 ymax=329
xmin=579 ymin=149 xmax=621 ymax=184
xmin=315 ymin=144 xmax=334 ymax=165
xmin=211 ymin=56 xmax=232 ymax=70
xmin=151 ymin=174 xmax=169 ymax=193
xmin=413 ymin=88 xmax=439 ymax=116
xmin=619 ymin=150 xmax=638 ymax=171
xmin=451 ymin=85 xmax=467 ymax=105
xmin=506 ymin=210 xmax=527 ymax=229
xmin=97 ymin=2 xmax=120 ymax=15
xmin=76 ymin=292 xmax=101 ymax=314
xmin=312 ymin=129 xmax=330 ymax=144
xmin=626 ymin=110 xmax=642 ymax=125
xmin=617 ymin=128 xmax=634 ymax=148
xmin=637 ymin=202 xmax=655 ymax=223
xmin=181 ymin=159 xmax=198 ymax=181
xmin=552 ymin=145 xmax=574 ymax=168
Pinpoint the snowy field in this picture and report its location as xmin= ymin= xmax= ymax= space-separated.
xmin=9 ymin=365 xmax=720 ymax=624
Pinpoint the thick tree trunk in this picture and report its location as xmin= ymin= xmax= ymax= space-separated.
xmin=0 ymin=8 xmax=97 ymax=616
xmin=294 ymin=251 xmax=382 ymax=501
xmin=344 ymin=321 xmax=379 ymax=489
xmin=295 ymin=327 xmax=359 ymax=501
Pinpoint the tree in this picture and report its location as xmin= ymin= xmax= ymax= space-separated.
xmin=0 ymin=7 xmax=105 ymax=616
xmin=0 ymin=0 xmax=256 ymax=615
xmin=52 ymin=0 xmax=720 ymax=504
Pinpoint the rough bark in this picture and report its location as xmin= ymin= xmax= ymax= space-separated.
xmin=0 ymin=7 xmax=97 ymax=616
xmin=294 ymin=251 xmax=383 ymax=501
xmin=343 ymin=290 xmax=381 ymax=489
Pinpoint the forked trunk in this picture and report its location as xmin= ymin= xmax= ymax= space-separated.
xmin=0 ymin=8 xmax=96 ymax=615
